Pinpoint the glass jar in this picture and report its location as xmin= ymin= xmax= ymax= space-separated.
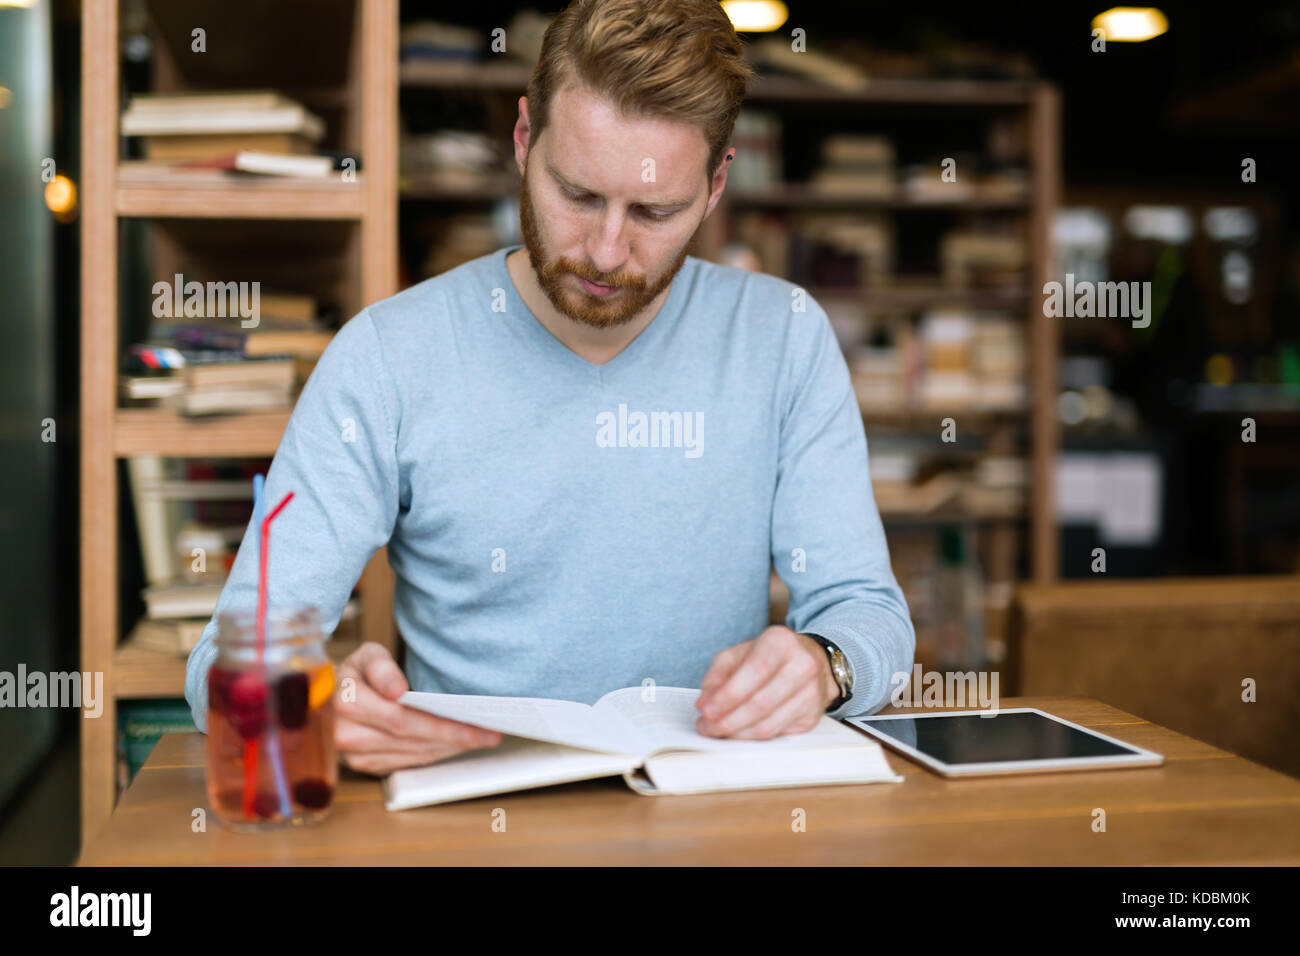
xmin=206 ymin=606 xmax=337 ymax=830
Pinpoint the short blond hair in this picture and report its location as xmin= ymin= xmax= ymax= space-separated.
xmin=526 ymin=0 xmax=754 ymax=184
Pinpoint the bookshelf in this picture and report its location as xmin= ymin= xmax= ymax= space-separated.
xmin=398 ymin=57 xmax=1060 ymax=673
xmin=79 ymin=0 xmax=398 ymax=842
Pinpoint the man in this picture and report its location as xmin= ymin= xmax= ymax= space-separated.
xmin=185 ymin=0 xmax=914 ymax=775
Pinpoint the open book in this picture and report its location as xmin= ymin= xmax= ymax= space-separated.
xmin=383 ymin=685 xmax=901 ymax=810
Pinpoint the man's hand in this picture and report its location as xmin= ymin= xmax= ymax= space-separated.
xmin=334 ymin=642 xmax=502 ymax=775
xmin=694 ymin=626 xmax=839 ymax=739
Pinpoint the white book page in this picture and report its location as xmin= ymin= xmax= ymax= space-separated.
xmin=593 ymin=686 xmax=867 ymax=754
xmin=384 ymin=734 xmax=642 ymax=810
xmin=398 ymin=691 xmax=645 ymax=756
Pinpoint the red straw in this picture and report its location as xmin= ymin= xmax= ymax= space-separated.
xmin=256 ymin=491 xmax=295 ymax=655
xmin=243 ymin=490 xmax=295 ymax=820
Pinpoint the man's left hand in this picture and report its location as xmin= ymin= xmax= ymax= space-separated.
xmin=694 ymin=626 xmax=839 ymax=739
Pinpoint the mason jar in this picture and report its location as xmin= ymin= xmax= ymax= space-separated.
xmin=205 ymin=606 xmax=337 ymax=830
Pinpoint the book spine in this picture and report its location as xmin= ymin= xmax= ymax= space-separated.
xmin=169 ymin=326 xmax=248 ymax=352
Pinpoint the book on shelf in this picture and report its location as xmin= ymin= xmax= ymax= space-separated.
xmin=164 ymin=387 xmax=293 ymax=417
xmin=126 ymin=456 xmax=184 ymax=586
xmin=126 ymin=457 xmax=270 ymax=591
xmin=810 ymin=134 xmax=896 ymax=197
xmin=124 ymin=356 xmax=297 ymax=417
xmin=873 ymin=471 xmax=964 ymax=514
xmin=121 ymin=90 xmax=326 ymax=162
xmin=399 ymin=19 xmax=484 ymax=62
xmin=122 ymin=354 xmax=299 ymax=414
xmin=900 ymin=163 xmax=976 ymax=201
xmin=180 ymin=357 xmax=297 ymax=391
xmin=127 ymin=344 xmax=306 ymax=369
xmin=126 ymin=596 xmax=362 ymax=657
xmin=383 ymin=686 xmax=900 ymax=810
xmin=125 ymin=617 xmax=210 ymax=656
xmin=122 ymin=90 xmax=305 ymax=114
xmin=164 ymin=324 xmax=333 ymax=360
xmin=117 ymin=700 xmax=198 ymax=793
xmin=747 ymin=35 xmax=871 ymax=91
xmin=728 ymin=110 xmax=783 ymax=190
xmin=139 ymin=133 xmax=321 ymax=162
xmin=182 ymin=151 xmax=335 ymax=178
xmin=142 ymin=580 xmax=226 ymax=620
xmin=120 ymin=373 xmax=185 ymax=402
xmin=256 ymin=291 xmax=318 ymax=324
xmin=940 ymin=230 xmax=1026 ymax=288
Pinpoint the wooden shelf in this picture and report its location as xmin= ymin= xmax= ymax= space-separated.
xmin=117 ymin=164 xmax=364 ymax=220
xmin=744 ymin=74 xmax=1037 ymax=107
xmin=81 ymin=0 xmax=400 ymax=846
xmin=812 ymin=283 xmax=1028 ymax=311
xmin=859 ymin=405 xmax=1029 ymax=426
xmin=400 ymin=175 xmax=521 ymax=203
xmin=398 ymin=181 xmax=1029 ymax=212
xmin=115 ymin=631 xmax=365 ymax=699
xmin=400 ymin=58 xmax=533 ymax=91
xmin=114 ymin=639 xmax=190 ymax=699
xmin=881 ymin=506 xmax=1027 ymax=526
xmin=114 ymin=408 xmax=291 ymax=457
xmin=398 ymin=58 xmax=1037 ymax=108
xmin=726 ymin=184 xmax=1029 ymax=211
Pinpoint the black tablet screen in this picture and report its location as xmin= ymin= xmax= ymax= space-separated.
xmin=859 ymin=711 xmax=1138 ymax=764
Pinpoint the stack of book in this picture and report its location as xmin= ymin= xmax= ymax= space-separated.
xmin=810 ymin=135 xmax=896 ymax=198
xmin=122 ymin=289 xmax=332 ymax=415
xmin=401 ymin=129 xmax=509 ymax=192
xmin=129 ymin=590 xmax=362 ymax=657
xmin=939 ymin=228 xmax=1026 ymax=289
xmin=123 ymin=348 xmax=298 ymax=417
xmin=918 ymin=309 xmax=976 ymax=409
xmin=792 ymin=212 xmax=895 ymax=288
xmin=419 ymin=212 xmax=504 ymax=278
xmin=399 ymin=19 xmax=483 ymax=63
xmin=850 ymin=322 xmax=911 ymax=411
xmin=120 ymin=90 xmax=332 ymax=176
xmin=729 ymin=110 xmax=783 ymax=190
xmin=964 ymin=455 xmax=1029 ymax=516
xmin=972 ymin=317 xmax=1028 ymax=410
xmin=125 ymin=456 xmax=249 ymax=655
xmin=124 ymin=455 xmax=364 ymax=656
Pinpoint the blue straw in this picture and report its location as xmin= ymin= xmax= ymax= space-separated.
xmin=254 ymin=474 xmax=293 ymax=820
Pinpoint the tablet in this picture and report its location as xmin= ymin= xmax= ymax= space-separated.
xmin=845 ymin=707 xmax=1164 ymax=777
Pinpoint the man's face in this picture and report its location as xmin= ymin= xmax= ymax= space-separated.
xmin=517 ymin=83 xmax=715 ymax=329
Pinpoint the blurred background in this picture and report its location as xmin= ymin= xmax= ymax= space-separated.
xmin=2 ymin=0 xmax=1298 ymax=863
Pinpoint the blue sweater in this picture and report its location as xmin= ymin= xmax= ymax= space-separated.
xmin=184 ymin=244 xmax=914 ymax=731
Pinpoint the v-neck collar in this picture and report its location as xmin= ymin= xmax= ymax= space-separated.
xmin=495 ymin=243 xmax=694 ymax=381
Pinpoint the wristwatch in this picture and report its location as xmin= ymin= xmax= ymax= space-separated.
xmin=806 ymin=634 xmax=853 ymax=712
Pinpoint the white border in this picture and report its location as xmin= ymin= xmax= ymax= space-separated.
xmin=845 ymin=707 xmax=1165 ymax=777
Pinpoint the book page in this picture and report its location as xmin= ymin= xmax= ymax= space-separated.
xmin=384 ymin=734 xmax=642 ymax=811
xmin=398 ymin=691 xmax=645 ymax=755
xmin=594 ymin=686 xmax=867 ymax=754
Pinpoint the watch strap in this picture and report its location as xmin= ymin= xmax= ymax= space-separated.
xmin=806 ymin=633 xmax=852 ymax=711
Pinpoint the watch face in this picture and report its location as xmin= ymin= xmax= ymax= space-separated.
xmin=830 ymin=649 xmax=852 ymax=692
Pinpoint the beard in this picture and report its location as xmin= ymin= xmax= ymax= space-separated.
xmin=517 ymin=165 xmax=693 ymax=330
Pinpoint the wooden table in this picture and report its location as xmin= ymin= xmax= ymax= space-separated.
xmin=79 ymin=697 xmax=1300 ymax=865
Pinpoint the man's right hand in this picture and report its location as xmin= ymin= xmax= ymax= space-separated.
xmin=335 ymin=642 xmax=502 ymax=775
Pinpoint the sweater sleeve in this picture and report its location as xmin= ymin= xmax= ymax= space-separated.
xmin=769 ymin=300 xmax=916 ymax=719
xmin=183 ymin=308 xmax=402 ymax=731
